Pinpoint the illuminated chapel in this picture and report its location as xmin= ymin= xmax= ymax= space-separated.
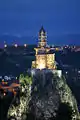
xmin=32 ymin=26 xmax=57 ymax=70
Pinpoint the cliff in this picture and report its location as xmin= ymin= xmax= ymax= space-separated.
xmin=7 ymin=70 xmax=80 ymax=120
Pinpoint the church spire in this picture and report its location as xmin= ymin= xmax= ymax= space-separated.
xmin=38 ymin=26 xmax=47 ymax=47
xmin=39 ymin=26 xmax=46 ymax=35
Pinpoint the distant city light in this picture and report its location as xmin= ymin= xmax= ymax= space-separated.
xmin=66 ymin=45 xmax=69 ymax=47
xmin=52 ymin=45 xmax=54 ymax=47
xmin=4 ymin=44 xmax=7 ymax=48
xmin=5 ymin=82 xmax=8 ymax=84
xmin=2 ymin=79 xmax=4 ymax=82
xmin=78 ymin=71 xmax=80 ymax=73
xmin=14 ymin=44 xmax=18 ymax=47
xmin=55 ymin=48 xmax=59 ymax=51
xmin=66 ymin=71 xmax=68 ymax=74
xmin=0 ymin=76 xmax=2 ymax=79
xmin=24 ymin=44 xmax=27 ymax=47
xmin=4 ymin=76 xmax=8 ymax=80
xmin=4 ymin=93 xmax=6 ymax=96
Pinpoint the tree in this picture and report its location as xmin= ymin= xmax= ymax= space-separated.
xmin=7 ymin=74 xmax=32 ymax=120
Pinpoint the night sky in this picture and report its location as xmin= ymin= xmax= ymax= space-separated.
xmin=0 ymin=0 xmax=80 ymax=45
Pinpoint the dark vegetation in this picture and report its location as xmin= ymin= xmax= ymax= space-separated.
xmin=0 ymin=93 xmax=14 ymax=120
xmin=0 ymin=45 xmax=36 ymax=76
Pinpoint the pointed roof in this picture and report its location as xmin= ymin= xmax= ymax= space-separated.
xmin=39 ymin=26 xmax=46 ymax=34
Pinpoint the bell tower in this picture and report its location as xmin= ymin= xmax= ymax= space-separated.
xmin=32 ymin=26 xmax=56 ymax=70
xmin=38 ymin=26 xmax=47 ymax=47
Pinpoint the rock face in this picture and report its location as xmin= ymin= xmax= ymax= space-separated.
xmin=7 ymin=70 xmax=80 ymax=120
xmin=29 ymin=70 xmax=80 ymax=120
xmin=29 ymin=71 xmax=60 ymax=120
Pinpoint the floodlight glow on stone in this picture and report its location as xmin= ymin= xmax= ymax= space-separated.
xmin=39 ymin=63 xmax=45 ymax=70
